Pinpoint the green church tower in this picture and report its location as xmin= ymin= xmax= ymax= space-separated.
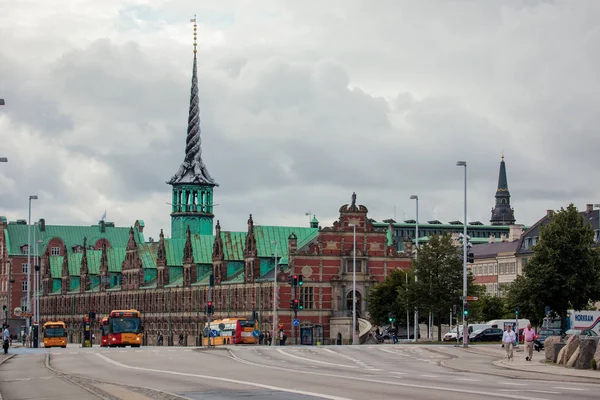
xmin=167 ymin=20 xmax=218 ymax=239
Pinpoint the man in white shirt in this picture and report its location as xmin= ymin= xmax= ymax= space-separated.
xmin=502 ymin=325 xmax=516 ymax=361
xmin=3 ymin=325 xmax=10 ymax=355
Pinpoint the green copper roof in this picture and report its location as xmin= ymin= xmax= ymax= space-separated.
xmin=3 ymin=221 xmax=144 ymax=256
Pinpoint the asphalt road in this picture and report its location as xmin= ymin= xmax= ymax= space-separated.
xmin=1 ymin=344 xmax=599 ymax=400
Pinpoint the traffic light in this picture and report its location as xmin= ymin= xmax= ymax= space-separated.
xmin=298 ymin=300 xmax=303 ymax=311
xmin=515 ymin=306 xmax=519 ymax=316
xmin=467 ymin=252 xmax=474 ymax=263
xmin=463 ymin=302 xmax=469 ymax=320
xmin=89 ymin=310 xmax=96 ymax=320
xmin=452 ymin=304 xmax=457 ymax=315
xmin=388 ymin=312 xmax=396 ymax=323
xmin=206 ymin=301 xmax=214 ymax=315
xmin=209 ymin=274 xmax=215 ymax=287
xmin=290 ymin=299 xmax=299 ymax=310
xmin=293 ymin=275 xmax=298 ymax=287
xmin=298 ymin=275 xmax=303 ymax=286
xmin=2 ymin=305 xmax=5 ymax=311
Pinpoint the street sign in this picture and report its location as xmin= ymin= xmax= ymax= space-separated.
xmin=252 ymin=329 xmax=260 ymax=338
xmin=218 ymin=323 xmax=225 ymax=330
xmin=210 ymin=329 xmax=218 ymax=338
xmin=203 ymin=327 xmax=210 ymax=336
xmin=545 ymin=306 xmax=551 ymax=316
xmin=465 ymin=296 xmax=479 ymax=301
xmin=13 ymin=307 xmax=22 ymax=317
xmin=21 ymin=313 xmax=33 ymax=317
xmin=293 ymin=318 xmax=300 ymax=327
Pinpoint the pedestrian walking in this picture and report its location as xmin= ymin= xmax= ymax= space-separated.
xmin=502 ymin=325 xmax=516 ymax=361
xmin=3 ymin=325 xmax=10 ymax=355
xmin=523 ymin=323 xmax=535 ymax=361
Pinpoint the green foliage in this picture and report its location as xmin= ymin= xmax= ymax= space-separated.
xmin=367 ymin=269 xmax=410 ymax=326
xmin=591 ymin=358 xmax=597 ymax=370
xmin=507 ymin=204 xmax=600 ymax=331
xmin=472 ymin=294 xmax=507 ymax=322
xmin=402 ymin=234 xmax=478 ymax=340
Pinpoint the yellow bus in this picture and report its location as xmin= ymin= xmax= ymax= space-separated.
xmin=105 ymin=309 xmax=143 ymax=347
xmin=43 ymin=321 xmax=67 ymax=348
xmin=202 ymin=318 xmax=258 ymax=346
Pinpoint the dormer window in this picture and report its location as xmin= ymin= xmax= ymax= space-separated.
xmin=72 ymin=245 xmax=83 ymax=254
xmin=51 ymin=246 xmax=61 ymax=256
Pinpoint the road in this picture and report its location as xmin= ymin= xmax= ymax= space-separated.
xmin=1 ymin=344 xmax=599 ymax=400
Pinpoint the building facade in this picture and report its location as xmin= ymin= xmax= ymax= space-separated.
xmin=0 ymin=30 xmax=411 ymax=345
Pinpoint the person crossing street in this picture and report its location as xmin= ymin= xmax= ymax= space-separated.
xmin=523 ymin=323 xmax=536 ymax=361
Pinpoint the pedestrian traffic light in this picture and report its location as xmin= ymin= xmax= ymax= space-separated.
xmin=452 ymin=304 xmax=457 ymax=315
xmin=463 ymin=302 xmax=469 ymax=320
xmin=293 ymin=275 xmax=298 ymax=286
xmin=388 ymin=312 xmax=396 ymax=323
xmin=206 ymin=301 xmax=213 ymax=314
xmin=515 ymin=306 xmax=519 ymax=316
xmin=298 ymin=300 xmax=303 ymax=311
xmin=89 ymin=310 xmax=96 ymax=320
xmin=467 ymin=252 xmax=474 ymax=263
xmin=298 ymin=275 xmax=303 ymax=286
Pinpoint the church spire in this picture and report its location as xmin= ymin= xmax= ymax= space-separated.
xmin=167 ymin=17 xmax=219 ymax=239
xmin=168 ymin=16 xmax=217 ymax=186
xmin=490 ymin=153 xmax=515 ymax=226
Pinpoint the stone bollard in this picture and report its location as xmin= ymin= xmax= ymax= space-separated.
xmin=544 ymin=336 xmax=562 ymax=363
xmin=573 ymin=337 xmax=598 ymax=369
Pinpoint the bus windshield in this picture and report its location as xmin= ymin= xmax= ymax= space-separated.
xmin=239 ymin=320 xmax=255 ymax=328
xmin=45 ymin=327 xmax=66 ymax=338
xmin=110 ymin=317 xmax=141 ymax=334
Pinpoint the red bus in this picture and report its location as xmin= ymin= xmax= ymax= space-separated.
xmin=103 ymin=309 xmax=143 ymax=347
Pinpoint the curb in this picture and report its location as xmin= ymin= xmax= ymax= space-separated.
xmin=0 ymin=355 xmax=15 ymax=400
xmin=429 ymin=347 xmax=600 ymax=383
xmin=492 ymin=359 xmax=600 ymax=381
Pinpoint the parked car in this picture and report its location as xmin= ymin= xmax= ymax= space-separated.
xmin=469 ymin=327 xmax=503 ymax=342
xmin=565 ymin=329 xmax=598 ymax=337
xmin=536 ymin=328 xmax=561 ymax=345
xmin=443 ymin=324 xmax=491 ymax=342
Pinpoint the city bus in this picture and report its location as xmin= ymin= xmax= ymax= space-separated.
xmin=104 ymin=309 xmax=143 ymax=347
xmin=42 ymin=321 xmax=67 ymax=348
xmin=100 ymin=317 xmax=109 ymax=347
xmin=202 ymin=317 xmax=258 ymax=346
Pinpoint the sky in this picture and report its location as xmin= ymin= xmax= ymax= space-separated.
xmin=1 ymin=0 xmax=599 ymax=238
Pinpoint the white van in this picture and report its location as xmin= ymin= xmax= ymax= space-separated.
xmin=443 ymin=324 xmax=492 ymax=341
xmin=487 ymin=319 xmax=531 ymax=329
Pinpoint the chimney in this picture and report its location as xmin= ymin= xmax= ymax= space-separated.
xmin=39 ymin=218 xmax=46 ymax=232
xmin=489 ymin=234 xmax=495 ymax=243
xmin=586 ymin=204 xmax=593 ymax=213
xmin=546 ymin=210 xmax=554 ymax=217
xmin=508 ymin=224 xmax=524 ymax=242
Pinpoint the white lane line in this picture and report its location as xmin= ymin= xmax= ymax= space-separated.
xmin=553 ymin=387 xmax=586 ymax=391
xmin=366 ymin=368 xmax=383 ymax=371
xmin=419 ymin=375 xmax=438 ymax=378
xmin=227 ymin=351 xmax=546 ymax=400
xmin=322 ymin=348 xmax=371 ymax=368
xmin=95 ymin=353 xmax=351 ymax=400
xmin=457 ymin=378 xmax=479 ymax=382
xmin=499 ymin=390 xmax=561 ymax=394
xmin=389 ymin=372 xmax=407 ymax=375
xmin=276 ymin=349 xmax=357 ymax=369
xmin=499 ymin=382 xmax=527 ymax=386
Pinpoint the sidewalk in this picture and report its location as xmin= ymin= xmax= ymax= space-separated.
xmin=431 ymin=344 xmax=600 ymax=383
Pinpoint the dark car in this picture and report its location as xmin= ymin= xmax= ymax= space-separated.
xmin=536 ymin=328 xmax=560 ymax=345
xmin=469 ymin=328 xmax=503 ymax=342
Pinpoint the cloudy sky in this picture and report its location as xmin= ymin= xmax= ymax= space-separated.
xmin=1 ymin=0 xmax=599 ymax=237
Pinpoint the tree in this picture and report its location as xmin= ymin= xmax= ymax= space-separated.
xmin=507 ymin=204 xmax=600 ymax=331
xmin=367 ymin=269 xmax=410 ymax=326
xmin=404 ymin=234 xmax=478 ymax=341
xmin=475 ymin=294 xmax=508 ymax=322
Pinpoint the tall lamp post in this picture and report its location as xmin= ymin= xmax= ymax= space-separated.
xmin=456 ymin=161 xmax=468 ymax=348
xmin=409 ymin=195 xmax=419 ymax=342
xmin=271 ymin=241 xmax=278 ymax=346
xmin=26 ymin=195 xmax=38 ymax=332
xmin=349 ymin=223 xmax=357 ymax=345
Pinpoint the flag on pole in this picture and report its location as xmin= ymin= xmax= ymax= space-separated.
xmin=101 ymin=209 xmax=107 ymax=221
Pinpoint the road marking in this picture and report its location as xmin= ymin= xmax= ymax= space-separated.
xmin=553 ymin=387 xmax=586 ymax=391
xmin=457 ymin=378 xmax=479 ymax=382
xmin=498 ymin=382 xmax=527 ymax=386
xmin=69 ymin=352 xmax=78 ymax=355
xmin=499 ymin=390 xmax=561 ymax=394
xmin=366 ymin=368 xmax=383 ymax=371
xmin=226 ymin=351 xmax=549 ymax=400
xmin=389 ymin=372 xmax=407 ymax=375
xmin=276 ymin=349 xmax=357 ymax=369
xmin=95 ymin=353 xmax=351 ymax=400
xmin=419 ymin=375 xmax=438 ymax=378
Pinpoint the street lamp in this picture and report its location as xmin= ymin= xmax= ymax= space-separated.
xmin=409 ymin=195 xmax=419 ymax=342
xmin=36 ymin=239 xmax=43 ymax=328
xmin=271 ymin=241 xmax=278 ymax=346
xmin=26 ymin=195 xmax=38 ymax=332
xmin=349 ymin=223 xmax=357 ymax=345
xmin=456 ymin=161 xmax=468 ymax=347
